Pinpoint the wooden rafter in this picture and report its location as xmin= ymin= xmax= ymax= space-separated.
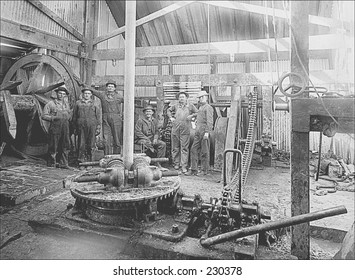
xmin=92 ymin=33 xmax=351 ymax=60
xmin=93 ymin=1 xmax=196 ymax=45
xmin=0 ymin=18 xmax=82 ymax=57
xmin=91 ymin=69 xmax=348 ymax=87
xmin=27 ymin=0 xmax=87 ymax=43
xmin=201 ymin=1 xmax=352 ymax=31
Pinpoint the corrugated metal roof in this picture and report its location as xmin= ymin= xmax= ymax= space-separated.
xmin=105 ymin=0 xmax=333 ymax=47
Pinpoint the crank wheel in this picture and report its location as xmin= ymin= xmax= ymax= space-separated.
xmin=2 ymin=53 xmax=80 ymax=104
xmin=1 ymin=53 xmax=81 ymax=155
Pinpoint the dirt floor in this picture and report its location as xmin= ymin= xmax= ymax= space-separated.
xmin=0 ymin=156 xmax=353 ymax=260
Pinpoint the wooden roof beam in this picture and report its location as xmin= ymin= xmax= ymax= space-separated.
xmin=1 ymin=18 xmax=83 ymax=57
xmin=201 ymin=1 xmax=352 ymax=31
xmin=92 ymin=33 xmax=351 ymax=60
xmin=94 ymin=1 xmax=196 ymax=45
xmin=27 ymin=0 xmax=87 ymax=43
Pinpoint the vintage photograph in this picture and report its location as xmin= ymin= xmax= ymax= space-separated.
xmin=0 ymin=0 xmax=353 ymax=268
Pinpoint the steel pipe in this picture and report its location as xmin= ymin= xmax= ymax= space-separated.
xmin=273 ymin=101 xmax=289 ymax=112
xmin=200 ymin=205 xmax=347 ymax=247
xmin=123 ymin=0 xmax=136 ymax=169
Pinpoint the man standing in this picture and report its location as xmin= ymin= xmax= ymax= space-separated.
xmin=42 ymin=86 xmax=72 ymax=169
xmin=135 ymin=105 xmax=166 ymax=162
xmin=186 ymin=91 xmax=214 ymax=176
xmin=90 ymin=80 xmax=123 ymax=155
xmin=167 ymin=92 xmax=198 ymax=174
xmin=73 ymin=87 xmax=101 ymax=163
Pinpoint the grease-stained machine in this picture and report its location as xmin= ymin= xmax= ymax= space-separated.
xmin=63 ymin=86 xmax=347 ymax=259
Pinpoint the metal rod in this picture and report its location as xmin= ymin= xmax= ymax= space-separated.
xmin=123 ymin=0 xmax=136 ymax=169
xmin=150 ymin=157 xmax=169 ymax=163
xmin=161 ymin=170 xmax=179 ymax=177
xmin=74 ymin=175 xmax=98 ymax=183
xmin=200 ymin=205 xmax=347 ymax=247
xmin=79 ymin=161 xmax=100 ymax=167
xmin=315 ymin=131 xmax=322 ymax=181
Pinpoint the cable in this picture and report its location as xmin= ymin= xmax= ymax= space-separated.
xmin=282 ymin=2 xmax=354 ymax=140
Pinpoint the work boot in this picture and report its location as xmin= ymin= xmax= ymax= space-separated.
xmin=185 ymin=170 xmax=198 ymax=176
xmin=58 ymin=164 xmax=73 ymax=170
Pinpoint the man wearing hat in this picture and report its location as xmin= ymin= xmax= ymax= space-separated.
xmin=186 ymin=91 xmax=213 ymax=176
xmin=167 ymin=91 xmax=198 ymax=173
xmin=73 ymin=87 xmax=101 ymax=163
xmin=135 ymin=105 xmax=166 ymax=161
xmin=89 ymin=79 xmax=123 ymax=155
xmin=42 ymin=86 xmax=72 ymax=168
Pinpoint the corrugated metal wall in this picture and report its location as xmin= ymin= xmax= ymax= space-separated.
xmin=272 ymin=96 xmax=354 ymax=165
xmin=0 ymin=0 xmax=83 ymax=77
xmin=310 ymin=132 xmax=355 ymax=164
xmin=95 ymin=0 xmax=125 ymax=76
xmin=0 ymin=0 xmax=82 ymax=41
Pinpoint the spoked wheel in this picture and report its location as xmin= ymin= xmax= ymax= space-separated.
xmin=278 ymin=72 xmax=307 ymax=98
xmin=1 ymin=53 xmax=81 ymax=155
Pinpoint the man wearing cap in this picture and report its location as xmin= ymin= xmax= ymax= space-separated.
xmin=73 ymin=87 xmax=101 ymax=163
xmin=42 ymin=86 xmax=72 ymax=168
xmin=186 ymin=91 xmax=214 ymax=176
xmin=135 ymin=105 xmax=166 ymax=161
xmin=89 ymin=79 xmax=123 ymax=155
xmin=167 ymin=92 xmax=198 ymax=173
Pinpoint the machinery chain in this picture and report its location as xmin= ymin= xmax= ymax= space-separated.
xmin=221 ymin=90 xmax=258 ymax=204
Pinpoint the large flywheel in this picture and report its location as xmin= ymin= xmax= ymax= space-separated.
xmin=1 ymin=53 xmax=81 ymax=155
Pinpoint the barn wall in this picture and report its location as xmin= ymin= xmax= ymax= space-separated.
xmin=0 ymin=0 xmax=83 ymax=77
xmin=0 ymin=0 xmax=83 ymax=41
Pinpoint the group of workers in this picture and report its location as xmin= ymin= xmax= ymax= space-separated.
xmin=42 ymin=79 xmax=213 ymax=175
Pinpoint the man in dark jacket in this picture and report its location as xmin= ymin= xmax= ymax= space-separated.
xmin=186 ymin=91 xmax=214 ymax=176
xmin=73 ymin=87 xmax=101 ymax=163
xmin=135 ymin=105 xmax=166 ymax=160
xmin=42 ymin=86 xmax=72 ymax=169
xmin=89 ymin=80 xmax=123 ymax=155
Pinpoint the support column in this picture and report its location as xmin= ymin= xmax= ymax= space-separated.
xmin=83 ymin=0 xmax=96 ymax=85
xmin=123 ymin=0 xmax=136 ymax=169
xmin=290 ymin=1 xmax=310 ymax=260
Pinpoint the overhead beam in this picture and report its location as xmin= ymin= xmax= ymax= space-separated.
xmin=98 ymin=50 xmax=331 ymax=66
xmin=0 ymin=18 xmax=83 ymax=57
xmin=92 ymin=33 xmax=350 ymax=60
xmin=93 ymin=1 xmax=195 ymax=45
xmin=27 ymin=0 xmax=87 ymax=43
xmin=202 ymin=1 xmax=351 ymax=31
xmin=91 ymin=70 xmax=345 ymax=87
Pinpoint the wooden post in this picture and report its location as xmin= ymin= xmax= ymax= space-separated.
xmin=84 ymin=0 xmax=96 ymax=85
xmin=123 ymin=0 xmax=136 ymax=169
xmin=290 ymin=0 xmax=310 ymax=260
xmin=224 ymin=85 xmax=240 ymax=182
xmin=156 ymin=58 xmax=164 ymax=129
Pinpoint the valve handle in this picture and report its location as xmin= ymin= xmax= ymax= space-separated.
xmin=278 ymin=72 xmax=307 ymax=97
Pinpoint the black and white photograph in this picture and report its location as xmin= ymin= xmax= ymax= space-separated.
xmin=0 ymin=0 xmax=354 ymax=279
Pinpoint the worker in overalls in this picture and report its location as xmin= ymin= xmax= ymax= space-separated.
xmin=186 ymin=91 xmax=214 ymax=176
xmin=90 ymin=80 xmax=123 ymax=155
xmin=42 ymin=86 xmax=72 ymax=169
xmin=73 ymin=87 xmax=101 ymax=163
xmin=167 ymin=92 xmax=198 ymax=174
xmin=135 ymin=105 xmax=166 ymax=165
